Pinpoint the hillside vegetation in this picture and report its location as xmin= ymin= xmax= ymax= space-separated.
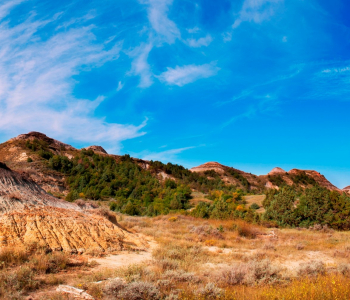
xmin=2 ymin=133 xmax=348 ymax=230
xmin=26 ymin=141 xmax=240 ymax=216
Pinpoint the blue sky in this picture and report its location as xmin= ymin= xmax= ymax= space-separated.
xmin=0 ymin=0 xmax=349 ymax=188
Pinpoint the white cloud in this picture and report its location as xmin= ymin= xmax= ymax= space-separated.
xmin=187 ymin=34 xmax=213 ymax=48
xmin=232 ymin=0 xmax=283 ymax=29
xmin=128 ymin=42 xmax=154 ymax=88
xmin=139 ymin=0 xmax=180 ymax=44
xmin=0 ymin=1 xmax=146 ymax=150
xmin=282 ymin=36 xmax=287 ymax=42
xmin=158 ymin=63 xmax=219 ymax=86
xmin=116 ymin=81 xmax=124 ymax=91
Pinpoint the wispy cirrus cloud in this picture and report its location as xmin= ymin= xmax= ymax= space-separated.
xmin=307 ymin=63 xmax=350 ymax=100
xmin=128 ymin=42 xmax=154 ymax=88
xmin=0 ymin=1 xmax=146 ymax=150
xmin=130 ymin=0 xmax=181 ymax=88
xmin=232 ymin=0 xmax=283 ymax=29
xmin=139 ymin=0 xmax=180 ymax=44
xmin=0 ymin=0 xmax=24 ymax=20
xmin=158 ymin=63 xmax=219 ymax=86
xmin=220 ymin=94 xmax=280 ymax=129
xmin=187 ymin=34 xmax=213 ymax=48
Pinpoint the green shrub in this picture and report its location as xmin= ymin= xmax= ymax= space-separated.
xmin=250 ymin=203 xmax=260 ymax=210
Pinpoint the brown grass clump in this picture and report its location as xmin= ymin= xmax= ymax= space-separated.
xmin=29 ymin=251 xmax=69 ymax=274
xmin=0 ymin=266 xmax=40 ymax=298
xmin=297 ymin=260 xmax=326 ymax=277
xmin=103 ymin=278 xmax=127 ymax=297
xmin=118 ymin=281 xmax=160 ymax=300
xmin=0 ymin=246 xmax=27 ymax=267
xmin=262 ymin=243 xmax=276 ymax=251
xmin=217 ymin=259 xmax=282 ymax=286
xmin=85 ymin=248 xmax=105 ymax=257
xmin=188 ymin=225 xmax=224 ymax=241
xmin=0 ymin=245 xmax=93 ymax=299
xmin=195 ymin=283 xmax=223 ymax=299
xmin=104 ymin=279 xmax=160 ymax=300
xmin=296 ymin=243 xmax=305 ymax=250
xmin=161 ymin=270 xmax=200 ymax=283
xmin=337 ymin=263 xmax=350 ymax=277
xmin=235 ymin=221 xmax=260 ymax=239
xmin=309 ymin=224 xmax=334 ymax=233
xmin=152 ymin=242 xmax=206 ymax=272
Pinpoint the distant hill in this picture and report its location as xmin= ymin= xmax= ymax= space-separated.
xmin=191 ymin=163 xmax=341 ymax=192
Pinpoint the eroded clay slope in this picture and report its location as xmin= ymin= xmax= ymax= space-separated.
xmin=0 ymin=163 xmax=144 ymax=252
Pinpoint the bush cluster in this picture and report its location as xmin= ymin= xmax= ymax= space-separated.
xmin=263 ymin=186 xmax=350 ymax=229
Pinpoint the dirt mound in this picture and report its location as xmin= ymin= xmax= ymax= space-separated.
xmin=0 ymin=163 xmax=144 ymax=252
xmin=268 ymin=167 xmax=286 ymax=175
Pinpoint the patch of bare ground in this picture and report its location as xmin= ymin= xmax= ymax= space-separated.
xmin=91 ymin=235 xmax=157 ymax=269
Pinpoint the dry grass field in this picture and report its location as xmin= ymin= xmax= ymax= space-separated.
xmin=6 ymin=213 xmax=348 ymax=299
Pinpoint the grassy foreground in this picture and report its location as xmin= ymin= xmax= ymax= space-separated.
xmin=2 ymin=213 xmax=350 ymax=299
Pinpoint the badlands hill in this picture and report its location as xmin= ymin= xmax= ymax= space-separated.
xmin=0 ymin=132 xmax=346 ymax=195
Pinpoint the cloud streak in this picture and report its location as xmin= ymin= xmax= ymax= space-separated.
xmin=128 ymin=42 xmax=154 ymax=88
xmin=138 ymin=146 xmax=195 ymax=163
xmin=232 ymin=0 xmax=283 ymax=29
xmin=158 ymin=63 xmax=219 ymax=86
xmin=187 ymin=35 xmax=213 ymax=48
xmin=139 ymin=0 xmax=180 ymax=44
xmin=0 ymin=1 xmax=146 ymax=150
